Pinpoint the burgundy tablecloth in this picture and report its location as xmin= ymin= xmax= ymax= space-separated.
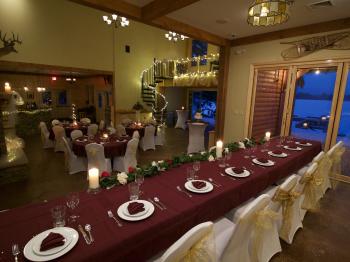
xmin=72 ymin=135 xmax=130 ymax=158
xmin=125 ymin=125 xmax=157 ymax=138
xmin=49 ymin=124 xmax=88 ymax=140
xmin=0 ymin=137 xmax=321 ymax=262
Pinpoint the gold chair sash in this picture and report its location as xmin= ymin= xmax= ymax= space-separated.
xmin=329 ymin=147 xmax=345 ymax=177
xmin=272 ymin=188 xmax=300 ymax=241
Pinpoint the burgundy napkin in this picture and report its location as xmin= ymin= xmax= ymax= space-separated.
xmin=40 ymin=232 xmax=65 ymax=251
xmin=127 ymin=202 xmax=145 ymax=215
xmin=232 ymin=167 xmax=244 ymax=174
xmin=288 ymin=144 xmax=297 ymax=149
xmin=299 ymin=140 xmax=308 ymax=145
xmin=257 ymin=158 xmax=268 ymax=163
xmin=191 ymin=181 xmax=206 ymax=189
xmin=272 ymin=150 xmax=283 ymax=155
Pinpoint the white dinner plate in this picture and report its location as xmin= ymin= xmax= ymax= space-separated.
xmin=268 ymin=151 xmax=288 ymax=158
xmin=283 ymin=145 xmax=302 ymax=151
xmin=295 ymin=141 xmax=312 ymax=147
xmin=184 ymin=180 xmax=213 ymax=193
xmin=225 ymin=167 xmax=250 ymax=178
xmin=252 ymin=158 xmax=275 ymax=167
xmin=122 ymin=201 xmax=150 ymax=217
xmin=24 ymin=227 xmax=79 ymax=261
xmin=117 ymin=200 xmax=154 ymax=221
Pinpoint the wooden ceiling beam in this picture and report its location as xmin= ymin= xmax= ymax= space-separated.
xmin=231 ymin=17 xmax=350 ymax=46
xmin=141 ymin=0 xmax=200 ymax=21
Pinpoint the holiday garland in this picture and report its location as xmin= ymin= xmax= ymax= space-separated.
xmin=99 ymin=137 xmax=266 ymax=189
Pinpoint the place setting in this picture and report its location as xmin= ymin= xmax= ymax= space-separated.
xmin=268 ymin=149 xmax=288 ymax=158
xmin=252 ymin=157 xmax=275 ymax=167
xmin=283 ymin=144 xmax=302 ymax=151
xmin=295 ymin=140 xmax=313 ymax=147
xmin=224 ymin=166 xmax=251 ymax=178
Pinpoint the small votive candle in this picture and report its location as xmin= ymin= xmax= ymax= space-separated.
xmin=216 ymin=140 xmax=223 ymax=159
xmin=4 ymin=82 xmax=11 ymax=93
xmin=88 ymin=168 xmax=100 ymax=190
xmin=73 ymin=120 xmax=78 ymax=126
xmin=103 ymin=133 xmax=108 ymax=139
xmin=265 ymin=132 xmax=271 ymax=141
xmin=181 ymin=106 xmax=185 ymax=110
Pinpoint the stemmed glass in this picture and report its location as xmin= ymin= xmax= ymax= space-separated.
xmin=66 ymin=193 xmax=79 ymax=223
xmin=135 ymin=173 xmax=144 ymax=196
xmin=193 ymin=161 xmax=200 ymax=179
xmin=225 ymin=152 xmax=232 ymax=166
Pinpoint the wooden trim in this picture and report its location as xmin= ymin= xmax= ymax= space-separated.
xmin=216 ymin=44 xmax=230 ymax=140
xmin=246 ymin=67 xmax=257 ymax=137
xmin=280 ymin=67 xmax=293 ymax=136
xmin=142 ymin=0 xmax=200 ymax=21
xmin=284 ymin=66 xmax=297 ymax=135
xmin=231 ymin=17 xmax=350 ymax=46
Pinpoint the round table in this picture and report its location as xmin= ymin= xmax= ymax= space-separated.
xmin=72 ymin=134 xmax=130 ymax=158
xmin=49 ymin=123 xmax=88 ymax=140
xmin=125 ymin=124 xmax=157 ymax=137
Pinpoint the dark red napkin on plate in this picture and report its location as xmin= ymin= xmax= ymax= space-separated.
xmin=232 ymin=167 xmax=244 ymax=174
xmin=288 ymin=144 xmax=297 ymax=149
xmin=272 ymin=150 xmax=283 ymax=155
xmin=127 ymin=202 xmax=145 ymax=215
xmin=40 ymin=232 xmax=65 ymax=251
xmin=191 ymin=181 xmax=206 ymax=189
xmin=257 ymin=158 xmax=268 ymax=163
xmin=299 ymin=140 xmax=309 ymax=145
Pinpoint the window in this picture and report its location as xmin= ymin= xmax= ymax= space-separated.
xmin=191 ymin=40 xmax=208 ymax=66
xmin=58 ymin=90 xmax=67 ymax=105
xmin=42 ymin=91 xmax=52 ymax=106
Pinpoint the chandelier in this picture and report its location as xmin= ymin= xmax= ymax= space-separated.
xmin=247 ymin=0 xmax=293 ymax=26
xmin=165 ymin=31 xmax=188 ymax=42
xmin=102 ymin=14 xmax=130 ymax=27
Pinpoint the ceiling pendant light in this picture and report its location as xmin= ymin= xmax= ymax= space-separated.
xmin=102 ymin=14 xmax=130 ymax=27
xmin=165 ymin=31 xmax=188 ymax=42
xmin=247 ymin=0 xmax=293 ymax=26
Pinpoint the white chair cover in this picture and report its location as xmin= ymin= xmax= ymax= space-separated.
xmin=87 ymin=124 xmax=98 ymax=136
xmin=62 ymin=137 xmax=87 ymax=175
xmin=175 ymin=110 xmax=188 ymax=130
xmin=121 ymin=118 xmax=132 ymax=126
xmin=51 ymin=119 xmax=60 ymax=126
xmin=187 ymin=123 xmax=207 ymax=154
xmin=39 ymin=122 xmax=54 ymax=149
xmin=155 ymin=125 xmax=165 ymax=146
xmin=139 ymin=125 xmax=156 ymax=151
xmin=107 ymin=127 xmax=116 ymax=134
xmin=85 ymin=143 xmax=111 ymax=176
xmin=71 ymin=130 xmax=83 ymax=140
xmin=99 ymin=120 xmax=105 ymax=130
xmin=53 ymin=125 xmax=67 ymax=152
xmin=113 ymin=138 xmax=139 ymax=172
xmin=80 ymin=118 xmax=91 ymax=124
xmin=132 ymin=131 xmax=140 ymax=139
xmin=116 ymin=124 xmax=127 ymax=137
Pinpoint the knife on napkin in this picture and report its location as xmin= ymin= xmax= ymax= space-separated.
xmin=78 ymin=224 xmax=91 ymax=245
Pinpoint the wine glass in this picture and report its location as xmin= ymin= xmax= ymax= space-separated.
xmin=225 ymin=152 xmax=232 ymax=166
xmin=66 ymin=193 xmax=79 ymax=222
xmin=193 ymin=161 xmax=200 ymax=179
xmin=135 ymin=173 xmax=144 ymax=195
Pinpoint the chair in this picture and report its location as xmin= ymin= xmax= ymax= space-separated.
xmin=327 ymin=141 xmax=345 ymax=178
xmin=175 ymin=110 xmax=188 ymax=130
xmin=121 ymin=118 xmax=132 ymax=126
xmin=139 ymin=125 xmax=155 ymax=151
xmin=71 ymin=130 xmax=83 ymax=140
xmin=116 ymin=124 xmax=127 ymax=137
xmin=107 ymin=127 xmax=116 ymax=134
xmin=113 ymin=138 xmax=139 ymax=172
xmin=155 ymin=125 xmax=165 ymax=146
xmin=187 ymin=123 xmax=207 ymax=154
xmin=132 ymin=131 xmax=140 ymax=139
xmin=62 ymin=137 xmax=87 ymax=175
xmin=51 ymin=119 xmax=60 ymax=127
xmin=99 ymin=120 xmax=105 ymax=130
xmin=52 ymin=125 xmax=67 ymax=152
xmin=87 ymin=124 xmax=98 ymax=136
xmin=312 ymin=152 xmax=331 ymax=195
xmin=39 ymin=122 xmax=54 ymax=149
xmin=85 ymin=143 xmax=111 ymax=176
xmin=80 ymin=118 xmax=91 ymax=124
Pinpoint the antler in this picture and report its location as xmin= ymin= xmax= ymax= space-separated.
xmin=11 ymin=32 xmax=22 ymax=44
xmin=0 ymin=31 xmax=8 ymax=43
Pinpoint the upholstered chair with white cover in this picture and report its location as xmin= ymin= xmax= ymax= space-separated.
xmin=175 ymin=110 xmax=188 ymax=130
xmin=99 ymin=120 xmax=105 ymax=130
xmin=62 ymin=137 xmax=87 ymax=175
xmin=53 ymin=125 xmax=67 ymax=152
xmin=327 ymin=141 xmax=345 ymax=179
xmin=116 ymin=124 xmax=127 ymax=137
xmin=132 ymin=131 xmax=140 ymax=139
xmin=155 ymin=125 xmax=165 ymax=146
xmin=80 ymin=118 xmax=91 ymax=125
xmin=139 ymin=125 xmax=156 ymax=151
xmin=71 ymin=130 xmax=83 ymax=141
xmin=51 ymin=119 xmax=60 ymax=127
xmin=87 ymin=124 xmax=98 ymax=136
xmin=263 ymin=175 xmax=302 ymax=244
xmin=187 ymin=123 xmax=207 ymax=154
xmin=311 ymin=152 xmax=331 ymax=195
xmin=107 ymin=127 xmax=116 ymax=134
xmin=39 ymin=122 xmax=54 ymax=149
xmin=113 ymin=138 xmax=139 ymax=172
xmin=85 ymin=143 xmax=111 ymax=176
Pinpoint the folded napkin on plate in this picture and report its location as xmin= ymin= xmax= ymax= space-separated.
xmin=299 ymin=140 xmax=308 ymax=145
xmin=272 ymin=150 xmax=283 ymax=155
xmin=288 ymin=144 xmax=298 ymax=149
xmin=191 ymin=181 xmax=206 ymax=189
xmin=232 ymin=167 xmax=244 ymax=174
xmin=127 ymin=202 xmax=145 ymax=215
xmin=40 ymin=232 xmax=65 ymax=251
xmin=257 ymin=158 xmax=269 ymax=163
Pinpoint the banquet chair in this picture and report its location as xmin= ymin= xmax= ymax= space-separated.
xmin=87 ymin=124 xmax=98 ymax=136
xmin=175 ymin=110 xmax=188 ymax=130
xmin=155 ymin=125 xmax=165 ymax=146
xmin=99 ymin=120 xmax=105 ymax=130
xmin=52 ymin=125 xmax=67 ymax=152
xmin=311 ymin=152 xmax=331 ymax=195
xmin=187 ymin=123 xmax=207 ymax=154
xmin=85 ymin=143 xmax=111 ymax=176
xmin=116 ymin=124 xmax=127 ymax=137
xmin=327 ymin=141 xmax=345 ymax=178
xmin=71 ymin=130 xmax=83 ymax=141
xmin=80 ymin=117 xmax=91 ymax=124
xmin=132 ymin=131 xmax=140 ymax=139
xmin=62 ymin=137 xmax=87 ymax=175
xmin=39 ymin=122 xmax=54 ymax=149
xmin=139 ymin=125 xmax=156 ymax=151
xmin=51 ymin=119 xmax=60 ymax=127
xmin=107 ymin=127 xmax=116 ymax=134
xmin=113 ymin=138 xmax=139 ymax=172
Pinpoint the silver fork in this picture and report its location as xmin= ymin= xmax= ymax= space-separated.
xmin=12 ymin=244 xmax=20 ymax=262
xmin=177 ymin=186 xmax=192 ymax=198
xmin=107 ymin=210 xmax=123 ymax=227
xmin=220 ymin=173 xmax=236 ymax=181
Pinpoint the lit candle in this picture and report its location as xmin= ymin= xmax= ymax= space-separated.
xmin=216 ymin=140 xmax=223 ymax=159
xmin=73 ymin=120 xmax=78 ymax=126
xmin=103 ymin=133 xmax=108 ymax=139
xmin=88 ymin=168 xmax=100 ymax=189
xmin=265 ymin=132 xmax=271 ymax=141
xmin=4 ymin=82 xmax=11 ymax=93
xmin=181 ymin=106 xmax=185 ymax=110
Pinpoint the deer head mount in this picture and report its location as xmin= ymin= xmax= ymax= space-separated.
xmin=0 ymin=31 xmax=22 ymax=57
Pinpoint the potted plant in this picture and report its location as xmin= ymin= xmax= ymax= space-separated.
xmin=132 ymin=102 xmax=144 ymax=123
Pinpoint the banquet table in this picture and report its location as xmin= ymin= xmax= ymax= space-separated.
xmin=0 ymin=137 xmax=321 ymax=262
xmin=72 ymin=134 xmax=130 ymax=158
xmin=125 ymin=124 xmax=157 ymax=138
xmin=49 ymin=123 xmax=88 ymax=140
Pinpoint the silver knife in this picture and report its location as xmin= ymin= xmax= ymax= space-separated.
xmin=78 ymin=224 xmax=91 ymax=245
xmin=148 ymin=198 xmax=164 ymax=211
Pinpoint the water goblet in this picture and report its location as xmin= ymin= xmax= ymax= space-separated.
xmin=135 ymin=173 xmax=144 ymax=195
xmin=186 ymin=167 xmax=195 ymax=181
xmin=51 ymin=205 xmax=66 ymax=227
xmin=193 ymin=161 xmax=200 ymax=179
xmin=128 ymin=182 xmax=139 ymax=201
xmin=66 ymin=193 xmax=80 ymax=223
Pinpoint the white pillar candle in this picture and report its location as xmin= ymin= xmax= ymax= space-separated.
xmin=216 ymin=140 xmax=223 ymax=159
xmin=4 ymin=82 xmax=11 ymax=93
xmin=88 ymin=168 xmax=100 ymax=189
xmin=265 ymin=131 xmax=271 ymax=141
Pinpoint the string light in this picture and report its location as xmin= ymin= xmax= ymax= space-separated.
xmin=2 ymin=108 xmax=52 ymax=116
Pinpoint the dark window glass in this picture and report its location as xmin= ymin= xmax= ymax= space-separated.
xmin=58 ymin=90 xmax=67 ymax=105
xmin=191 ymin=40 xmax=208 ymax=66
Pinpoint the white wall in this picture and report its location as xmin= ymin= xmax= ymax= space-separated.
xmin=224 ymin=30 xmax=350 ymax=143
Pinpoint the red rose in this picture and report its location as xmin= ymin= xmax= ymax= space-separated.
xmin=128 ymin=167 xmax=136 ymax=173
xmin=101 ymin=171 xmax=110 ymax=178
xmin=166 ymin=160 xmax=173 ymax=165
